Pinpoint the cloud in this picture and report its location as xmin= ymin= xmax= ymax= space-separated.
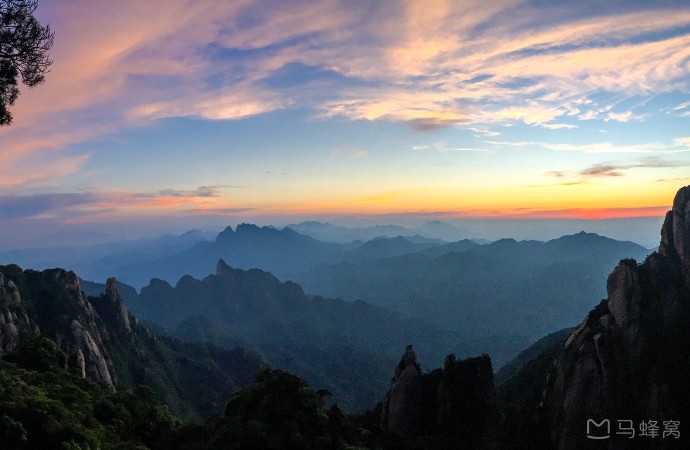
xmin=486 ymin=137 xmax=690 ymax=154
xmin=674 ymin=137 xmax=690 ymax=147
xmin=411 ymin=142 xmax=492 ymax=153
xmin=0 ymin=193 xmax=98 ymax=219
xmin=2 ymin=0 xmax=690 ymax=193
xmin=540 ymin=157 xmax=690 ymax=186
xmin=331 ymin=145 xmax=367 ymax=159
xmin=128 ymin=86 xmax=289 ymax=121
xmin=313 ymin=4 xmax=690 ymax=129
xmin=541 ymin=142 xmax=690 ymax=154
xmin=606 ymin=111 xmax=633 ymax=122
xmin=180 ymin=207 xmax=256 ymax=215
xmin=0 ymin=185 xmax=249 ymax=221
xmin=157 ymin=186 xmax=239 ymax=198
xmin=580 ymin=164 xmax=624 ymax=177
xmin=469 ymin=127 xmax=501 ymax=137
xmin=0 ymin=154 xmax=90 ymax=189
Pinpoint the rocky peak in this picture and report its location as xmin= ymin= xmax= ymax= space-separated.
xmin=382 ymin=345 xmax=423 ymax=431
xmin=236 ymin=223 xmax=262 ymax=234
xmin=660 ymin=185 xmax=690 ymax=284
xmin=214 ymin=225 xmax=235 ymax=245
xmin=62 ymin=270 xmax=81 ymax=292
xmin=216 ymin=258 xmax=235 ymax=278
xmin=605 ymin=258 xmax=641 ymax=328
xmin=100 ymin=277 xmax=131 ymax=332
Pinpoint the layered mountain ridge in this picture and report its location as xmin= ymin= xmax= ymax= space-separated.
xmin=128 ymin=258 xmax=487 ymax=411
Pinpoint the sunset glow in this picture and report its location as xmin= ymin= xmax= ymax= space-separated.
xmin=1 ymin=0 xmax=690 ymax=247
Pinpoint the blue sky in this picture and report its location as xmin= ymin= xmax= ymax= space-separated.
xmin=1 ymin=0 xmax=689 ymax=248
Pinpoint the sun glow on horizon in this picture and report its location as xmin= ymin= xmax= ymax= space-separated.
xmin=0 ymin=0 xmax=689 ymax=247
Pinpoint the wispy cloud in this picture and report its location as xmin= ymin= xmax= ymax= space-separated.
xmin=157 ymin=186 xmax=240 ymax=198
xmin=0 ymin=193 xmax=98 ymax=220
xmin=606 ymin=111 xmax=634 ymax=122
xmin=331 ymin=145 xmax=367 ymax=159
xmin=0 ymin=186 xmax=248 ymax=221
xmin=2 ymin=0 xmax=690 ymax=191
xmin=538 ymin=157 xmax=689 ymax=186
xmin=411 ymin=142 xmax=493 ymax=153
xmin=486 ymin=136 xmax=690 ymax=154
xmin=543 ymin=142 xmax=690 ymax=154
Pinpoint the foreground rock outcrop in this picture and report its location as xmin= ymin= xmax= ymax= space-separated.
xmin=0 ymin=264 xmax=266 ymax=420
xmin=382 ymin=344 xmax=423 ymax=431
xmin=0 ymin=266 xmax=118 ymax=386
xmin=381 ymin=346 xmax=498 ymax=448
xmin=544 ymin=185 xmax=690 ymax=449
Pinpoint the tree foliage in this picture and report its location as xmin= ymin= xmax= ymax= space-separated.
xmin=0 ymin=0 xmax=53 ymax=125
xmin=0 ymin=336 xmax=181 ymax=450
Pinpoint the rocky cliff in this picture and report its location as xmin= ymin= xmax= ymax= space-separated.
xmin=544 ymin=185 xmax=690 ymax=449
xmin=0 ymin=265 xmax=117 ymax=386
xmin=0 ymin=264 xmax=266 ymax=419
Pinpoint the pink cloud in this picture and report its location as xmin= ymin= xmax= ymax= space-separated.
xmin=2 ymin=0 xmax=690 ymax=193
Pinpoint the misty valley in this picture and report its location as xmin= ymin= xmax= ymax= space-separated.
xmin=0 ymin=186 xmax=688 ymax=448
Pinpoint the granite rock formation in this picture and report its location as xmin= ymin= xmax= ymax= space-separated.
xmin=544 ymin=185 xmax=690 ymax=449
xmin=381 ymin=346 xmax=499 ymax=449
xmin=0 ymin=266 xmax=116 ymax=386
xmin=382 ymin=344 xmax=423 ymax=431
xmin=0 ymin=264 xmax=266 ymax=419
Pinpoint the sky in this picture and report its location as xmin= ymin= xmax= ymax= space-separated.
xmin=1 ymin=0 xmax=690 ymax=248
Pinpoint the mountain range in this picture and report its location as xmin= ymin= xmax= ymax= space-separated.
xmin=0 ymin=185 xmax=688 ymax=448
xmin=299 ymin=231 xmax=651 ymax=340
xmin=55 ymin=223 xmax=654 ymax=388
xmin=124 ymin=259 xmax=504 ymax=411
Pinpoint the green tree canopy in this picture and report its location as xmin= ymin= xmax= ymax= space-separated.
xmin=0 ymin=0 xmax=53 ymax=125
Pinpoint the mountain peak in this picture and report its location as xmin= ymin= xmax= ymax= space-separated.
xmin=216 ymin=258 xmax=234 ymax=277
xmin=660 ymin=185 xmax=690 ymax=282
xmin=236 ymin=223 xmax=262 ymax=233
xmin=101 ymin=277 xmax=131 ymax=332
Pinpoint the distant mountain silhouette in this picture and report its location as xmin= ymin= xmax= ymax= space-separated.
xmin=0 ymin=230 xmax=211 ymax=287
xmin=96 ymin=224 xmax=348 ymax=288
xmin=342 ymin=235 xmax=438 ymax=262
xmin=83 ymin=224 xmax=484 ymax=290
xmin=125 ymin=259 xmax=493 ymax=411
xmin=74 ymin=226 xmax=652 ymax=370
xmin=287 ymin=220 xmax=483 ymax=243
xmin=286 ymin=221 xmax=412 ymax=243
xmin=299 ymin=232 xmax=651 ymax=341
